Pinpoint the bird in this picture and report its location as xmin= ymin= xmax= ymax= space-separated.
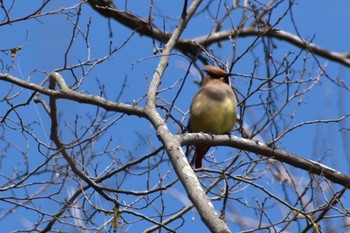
xmin=187 ymin=65 xmax=237 ymax=168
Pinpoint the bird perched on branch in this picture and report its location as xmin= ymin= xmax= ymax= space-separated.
xmin=188 ymin=65 xmax=237 ymax=168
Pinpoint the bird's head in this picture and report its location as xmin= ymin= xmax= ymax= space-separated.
xmin=202 ymin=65 xmax=233 ymax=86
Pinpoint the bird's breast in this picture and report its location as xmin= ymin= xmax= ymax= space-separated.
xmin=189 ymin=94 xmax=236 ymax=134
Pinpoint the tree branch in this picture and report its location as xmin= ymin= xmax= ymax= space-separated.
xmin=0 ymin=73 xmax=147 ymax=118
xmin=192 ymin=27 xmax=350 ymax=67
xmin=144 ymin=0 xmax=231 ymax=232
xmin=87 ymin=1 xmax=350 ymax=67
xmin=178 ymin=133 xmax=350 ymax=188
xmin=42 ymin=72 xmax=120 ymax=232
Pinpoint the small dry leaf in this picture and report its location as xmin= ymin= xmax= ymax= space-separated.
xmin=11 ymin=47 xmax=22 ymax=58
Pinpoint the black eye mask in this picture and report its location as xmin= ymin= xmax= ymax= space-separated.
xmin=205 ymin=71 xmax=231 ymax=85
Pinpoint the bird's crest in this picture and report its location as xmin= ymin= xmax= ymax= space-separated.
xmin=203 ymin=65 xmax=232 ymax=85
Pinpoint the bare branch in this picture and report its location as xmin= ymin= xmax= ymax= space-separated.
xmin=87 ymin=2 xmax=350 ymax=67
xmin=0 ymin=73 xmax=147 ymax=117
xmin=193 ymin=27 xmax=350 ymax=67
xmin=178 ymin=133 xmax=350 ymax=188
xmin=145 ymin=0 xmax=231 ymax=232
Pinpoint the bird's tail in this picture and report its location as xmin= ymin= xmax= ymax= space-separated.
xmin=191 ymin=145 xmax=210 ymax=168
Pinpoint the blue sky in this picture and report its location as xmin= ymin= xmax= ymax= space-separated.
xmin=1 ymin=0 xmax=350 ymax=232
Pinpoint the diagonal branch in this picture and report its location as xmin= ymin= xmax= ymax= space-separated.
xmin=178 ymin=133 xmax=350 ymax=188
xmin=42 ymin=72 xmax=120 ymax=232
xmin=87 ymin=1 xmax=350 ymax=67
xmin=192 ymin=27 xmax=350 ymax=67
xmin=144 ymin=0 xmax=231 ymax=232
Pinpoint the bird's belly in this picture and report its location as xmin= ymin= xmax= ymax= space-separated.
xmin=190 ymin=98 xmax=236 ymax=134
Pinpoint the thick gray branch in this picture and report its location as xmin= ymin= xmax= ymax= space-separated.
xmin=178 ymin=133 xmax=350 ymax=188
xmin=144 ymin=0 xmax=231 ymax=232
